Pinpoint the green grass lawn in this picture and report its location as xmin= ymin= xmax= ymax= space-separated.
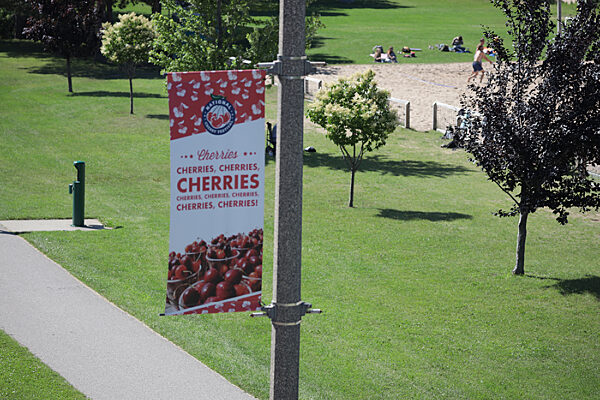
xmin=1 ymin=40 xmax=599 ymax=399
xmin=306 ymin=0 xmax=578 ymax=64
xmin=0 ymin=330 xmax=86 ymax=399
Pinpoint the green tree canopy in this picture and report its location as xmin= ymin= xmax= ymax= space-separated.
xmin=149 ymin=0 xmax=255 ymax=72
xmin=149 ymin=0 xmax=324 ymax=72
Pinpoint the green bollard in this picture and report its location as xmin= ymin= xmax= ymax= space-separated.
xmin=68 ymin=161 xmax=85 ymax=227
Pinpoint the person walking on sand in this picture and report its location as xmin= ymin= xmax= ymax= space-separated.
xmin=468 ymin=44 xmax=493 ymax=83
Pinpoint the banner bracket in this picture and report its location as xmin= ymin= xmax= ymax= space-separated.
xmin=250 ymin=301 xmax=322 ymax=322
xmin=256 ymin=57 xmax=325 ymax=78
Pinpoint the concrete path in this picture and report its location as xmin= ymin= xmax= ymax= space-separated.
xmin=0 ymin=219 xmax=109 ymax=233
xmin=0 ymin=232 xmax=258 ymax=400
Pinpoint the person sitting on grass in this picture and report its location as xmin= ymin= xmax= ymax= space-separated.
xmin=387 ymin=47 xmax=398 ymax=63
xmin=373 ymin=47 xmax=383 ymax=62
xmin=452 ymin=36 xmax=467 ymax=52
xmin=468 ymin=44 xmax=493 ymax=83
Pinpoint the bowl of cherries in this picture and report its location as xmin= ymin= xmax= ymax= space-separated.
xmin=230 ymin=229 xmax=263 ymax=257
xmin=166 ymin=250 xmax=203 ymax=308
xmin=178 ymin=232 xmax=263 ymax=310
xmin=205 ymin=242 xmax=240 ymax=274
xmin=169 ymin=229 xmax=264 ymax=311
xmin=184 ymin=240 xmax=208 ymax=269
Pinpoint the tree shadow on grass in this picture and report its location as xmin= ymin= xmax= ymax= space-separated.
xmin=551 ymin=275 xmax=600 ymax=301
xmin=265 ymin=154 xmax=274 ymax=166
xmin=307 ymin=52 xmax=354 ymax=64
xmin=146 ymin=114 xmax=169 ymax=120
xmin=313 ymin=0 xmax=412 ymax=11
xmin=527 ymin=274 xmax=600 ymax=301
xmin=26 ymin=57 xmax=163 ymax=80
xmin=70 ymin=91 xmax=166 ymax=99
xmin=0 ymin=39 xmax=50 ymax=59
xmin=376 ymin=209 xmax=472 ymax=221
xmin=303 ymin=152 xmax=472 ymax=178
xmin=308 ymin=36 xmax=334 ymax=50
xmin=250 ymin=0 xmax=411 ymax=17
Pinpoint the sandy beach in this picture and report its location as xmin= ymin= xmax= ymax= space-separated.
xmin=311 ymin=62 xmax=475 ymax=132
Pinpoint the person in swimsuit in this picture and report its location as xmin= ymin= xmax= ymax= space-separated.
xmin=468 ymin=44 xmax=493 ymax=83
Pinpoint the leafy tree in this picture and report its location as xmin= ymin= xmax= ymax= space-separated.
xmin=307 ymin=70 xmax=398 ymax=207
xmin=245 ymin=0 xmax=325 ymax=64
xmin=149 ymin=0 xmax=324 ymax=72
xmin=149 ymin=0 xmax=254 ymax=72
xmin=245 ymin=15 xmax=279 ymax=65
xmin=457 ymin=0 xmax=600 ymax=275
xmin=22 ymin=0 xmax=103 ymax=93
xmin=101 ymin=12 xmax=155 ymax=114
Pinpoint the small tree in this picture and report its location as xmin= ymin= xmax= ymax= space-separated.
xmin=307 ymin=70 xmax=398 ymax=207
xmin=22 ymin=0 xmax=102 ymax=93
xmin=458 ymin=0 xmax=600 ymax=275
xmin=101 ymin=12 xmax=155 ymax=114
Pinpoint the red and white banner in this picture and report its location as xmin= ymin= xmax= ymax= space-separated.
xmin=164 ymin=69 xmax=266 ymax=315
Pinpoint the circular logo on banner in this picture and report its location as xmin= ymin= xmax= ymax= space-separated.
xmin=202 ymin=95 xmax=236 ymax=135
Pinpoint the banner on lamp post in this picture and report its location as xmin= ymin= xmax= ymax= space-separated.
xmin=164 ymin=69 xmax=266 ymax=316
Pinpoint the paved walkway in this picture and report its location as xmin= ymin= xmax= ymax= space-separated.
xmin=0 ymin=231 xmax=257 ymax=400
xmin=0 ymin=219 xmax=108 ymax=233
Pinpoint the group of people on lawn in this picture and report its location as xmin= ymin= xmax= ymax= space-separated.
xmin=372 ymin=45 xmax=398 ymax=63
xmin=372 ymin=45 xmax=417 ymax=63
xmin=371 ymin=36 xmax=495 ymax=83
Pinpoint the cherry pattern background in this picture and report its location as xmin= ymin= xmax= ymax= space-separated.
xmin=167 ymin=70 xmax=266 ymax=141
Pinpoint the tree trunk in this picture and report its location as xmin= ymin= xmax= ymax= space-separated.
xmin=216 ymin=0 xmax=223 ymax=50
xmin=106 ymin=0 xmax=113 ymax=23
xmin=129 ymin=74 xmax=134 ymax=114
xmin=151 ymin=0 xmax=161 ymax=14
xmin=348 ymin=168 xmax=355 ymax=207
xmin=513 ymin=210 xmax=528 ymax=275
xmin=66 ymin=56 xmax=73 ymax=93
xmin=348 ymin=143 xmax=356 ymax=207
xmin=14 ymin=13 xmax=27 ymax=39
